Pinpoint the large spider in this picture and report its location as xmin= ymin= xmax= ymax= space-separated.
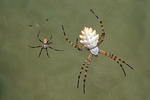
xmin=29 ymin=31 xmax=63 ymax=57
xmin=61 ymin=9 xmax=134 ymax=94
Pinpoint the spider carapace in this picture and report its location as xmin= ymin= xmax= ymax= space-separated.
xmin=29 ymin=31 xmax=63 ymax=57
xmin=61 ymin=9 xmax=134 ymax=94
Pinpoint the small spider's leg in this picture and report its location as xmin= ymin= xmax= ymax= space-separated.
xmin=99 ymin=49 xmax=134 ymax=76
xmin=28 ymin=45 xmax=42 ymax=48
xmin=46 ymin=48 xmax=49 ymax=57
xmin=48 ymin=46 xmax=64 ymax=51
xmin=83 ymin=53 xmax=93 ymax=94
xmin=37 ymin=30 xmax=43 ymax=43
xmin=61 ymin=25 xmax=85 ymax=50
xmin=49 ymin=33 xmax=52 ymax=40
xmin=90 ymin=9 xmax=105 ymax=46
xmin=47 ymin=33 xmax=53 ymax=44
xmin=39 ymin=48 xmax=43 ymax=57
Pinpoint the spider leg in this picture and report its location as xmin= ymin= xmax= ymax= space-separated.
xmin=48 ymin=46 xmax=64 ymax=51
xmin=61 ymin=25 xmax=85 ymax=50
xmin=28 ymin=45 xmax=41 ymax=48
xmin=77 ymin=57 xmax=88 ymax=88
xmin=76 ymin=38 xmax=79 ymax=45
xmin=49 ymin=33 xmax=52 ymax=40
xmin=46 ymin=48 xmax=49 ymax=57
xmin=37 ymin=30 xmax=43 ymax=43
xmin=118 ymin=58 xmax=134 ymax=70
xmin=83 ymin=53 xmax=93 ymax=94
xmin=47 ymin=33 xmax=53 ymax=44
xmin=39 ymin=48 xmax=43 ymax=57
xmin=99 ymin=49 xmax=134 ymax=76
xmin=90 ymin=9 xmax=105 ymax=46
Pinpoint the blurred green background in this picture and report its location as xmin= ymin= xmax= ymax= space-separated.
xmin=0 ymin=0 xmax=149 ymax=100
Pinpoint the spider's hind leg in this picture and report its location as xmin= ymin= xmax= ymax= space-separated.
xmin=99 ymin=49 xmax=134 ymax=76
xmin=46 ymin=48 xmax=49 ymax=57
xmin=77 ymin=59 xmax=87 ymax=88
xmin=83 ymin=53 xmax=93 ymax=94
xmin=39 ymin=48 xmax=43 ymax=57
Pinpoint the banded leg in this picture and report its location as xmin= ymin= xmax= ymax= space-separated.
xmin=37 ymin=30 xmax=43 ymax=43
xmin=39 ymin=48 xmax=43 ymax=57
xmin=77 ymin=58 xmax=88 ymax=88
xmin=46 ymin=48 xmax=49 ymax=57
xmin=29 ymin=45 xmax=41 ymax=48
xmin=118 ymin=58 xmax=134 ymax=70
xmin=99 ymin=49 xmax=134 ymax=76
xmin=83 ymin=53 xmax=93 ymax=94
xmin=61 ymin=25 xmax=85 ymax=50
xmin=48 ymin=46 xmax=64 ymax=51
xmin=90 ymin=9 xmax=105 ymax=46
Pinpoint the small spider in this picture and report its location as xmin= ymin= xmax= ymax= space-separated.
xmin=29 ymin=30 xmax=63 ymax=57
xmin=61 ymin=9 xmax=134 ymax=94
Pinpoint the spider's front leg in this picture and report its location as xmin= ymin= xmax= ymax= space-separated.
xmin=61 ymin=25 xmax=85 ymax=50
xmin=47 ymin=33 xmax=53 ymax=44
xmin=37 ymin=30 xmax=43 ymax=43
xmin=90 ymin=9 xmax=105 ymax=46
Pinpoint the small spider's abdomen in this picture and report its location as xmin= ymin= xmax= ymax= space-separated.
xmin=79 ymin=27 xmax=99 ymax=49
xmin=43 ymin=44 xmax=48 ymax=49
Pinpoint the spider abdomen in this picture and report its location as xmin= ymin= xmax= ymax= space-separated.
xmin=43 ymin=44 xmax=48 ymax=49
xmin=79 ymin=27 xmax=99 ymax=55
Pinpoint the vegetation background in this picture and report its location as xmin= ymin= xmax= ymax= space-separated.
xmin=0 ymin=0 xmax=149 ymax=100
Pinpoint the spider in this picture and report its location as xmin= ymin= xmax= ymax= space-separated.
xmin=29 ymin=30 xmax=63 ymax=57
xmin=61 ymin=9 xmax=134 ymax=94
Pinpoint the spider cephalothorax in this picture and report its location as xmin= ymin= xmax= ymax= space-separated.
xmin=43 ymin=38 xmax=48 ymax=44
xmin=29 ymin=31 xmax=63 ymax=57
xmin=62 ymin=9 xmax=134 ymax=94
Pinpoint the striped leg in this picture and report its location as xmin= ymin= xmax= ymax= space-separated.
xmin=99 ymin=49 xmax=134 ymax=76
xmin=61 ymin=25 xmax=85 ymax=50
xmin=77 ymin=58 xmax=88 ymax=88
xmin=83 ymin=53 xmax=93 ymax=94
xmin=90 ymin=9 xmax=105 ymax=46
xmin=37 ymin=30 xmax=43 ymax=43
